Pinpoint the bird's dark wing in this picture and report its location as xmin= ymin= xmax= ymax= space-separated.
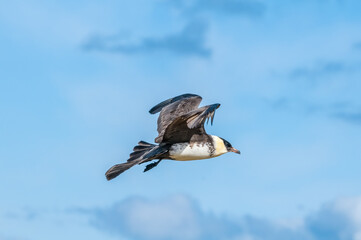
xmin=150 ymin=94 xmax=203 ymax=143
xmin=149 ymin=93 xmax=201 ymax=114
xmin=161 ymin=103 xmax=220 ymax=143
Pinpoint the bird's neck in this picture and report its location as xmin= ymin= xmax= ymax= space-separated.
xmin=211 ymin=135 xmax=227 ymax=156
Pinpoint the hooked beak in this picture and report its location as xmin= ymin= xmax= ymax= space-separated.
xmin=229 ymin=147 xmax=240 ymax=154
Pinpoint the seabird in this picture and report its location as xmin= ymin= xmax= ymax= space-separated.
xmin=105 ymin=93 xmax=240 ymax=180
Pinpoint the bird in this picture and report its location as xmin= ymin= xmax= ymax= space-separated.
xmin=105 ymin=93 xmax=240 ymax=180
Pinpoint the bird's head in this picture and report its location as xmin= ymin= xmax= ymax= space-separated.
xmin=221 ymin=138 xmax=240 ymax=154
xmin=212 ymin=136 xmax=240 ymax=156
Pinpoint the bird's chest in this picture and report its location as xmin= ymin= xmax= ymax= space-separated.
xmin=169 ymin=142 xmax=214 ymax=161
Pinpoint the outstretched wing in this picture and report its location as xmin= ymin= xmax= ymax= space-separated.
xmin=149 ymin=94 xmax=202 ymax=143
xmin=161 ymin=103 xmax=220 ymax=143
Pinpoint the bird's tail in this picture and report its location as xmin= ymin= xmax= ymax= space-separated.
xmin=105 ymin=141 xmax=159 ymax=180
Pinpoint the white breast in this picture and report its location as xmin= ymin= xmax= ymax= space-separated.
xmin=169 ymin=143 xmax=213 ymax=161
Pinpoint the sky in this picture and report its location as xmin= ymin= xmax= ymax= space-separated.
xmin=1 ymin=0 xmax=361 ymax=239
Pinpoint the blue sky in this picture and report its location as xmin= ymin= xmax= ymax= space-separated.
xmin=1 ymin=0 xmax=361 ymax=239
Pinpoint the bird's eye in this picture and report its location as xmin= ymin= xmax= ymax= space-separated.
xmin=224 ymin=141 xmax=231 ymax=148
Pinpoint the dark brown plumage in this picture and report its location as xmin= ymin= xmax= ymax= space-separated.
xmin=151 ymin=94 xmax=219 ymax=143
xmin=105 ymin=93 xmax=239 ymax=180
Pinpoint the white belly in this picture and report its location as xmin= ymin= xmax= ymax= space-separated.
xmin=169 ymin=143 xmax=213 ymax=161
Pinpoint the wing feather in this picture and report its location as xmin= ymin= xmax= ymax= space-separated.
xmin=150 ymin=94 xmax=202 ymax=143
xmin=185 ymin=104 xmax=220 ymax=129
xmin=149 ymin=93 xmax=201 ymax=114
xmin=161 ymin=103 xmax=220 ymax=143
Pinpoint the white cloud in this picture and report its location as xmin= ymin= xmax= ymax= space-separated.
xmin=78 ymin=194 xmax=361 ymax=240
xmin=118 ymin=195 xmax=201 ymax=239
xmin=333 ymin=197 xmax=361 ymax=240
xmin=79 ymin=194 xmax=243 ymax=240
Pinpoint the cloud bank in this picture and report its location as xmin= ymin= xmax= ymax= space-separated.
xmin=82 ymin=0 xmax=266 ymax=58
xmin=77 ymin=195 xmax=361 ymax=240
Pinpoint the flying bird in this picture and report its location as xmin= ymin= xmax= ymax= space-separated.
xmin=105 ymin=94 xmax=240 ymax=180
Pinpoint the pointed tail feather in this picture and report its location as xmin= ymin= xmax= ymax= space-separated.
xmin=128 ymin=141 xmax=157 ymax=162
xmin=105 ymin=162 xmax=139 ymax=180
xmin=105 ymin=141 xmax=160 ymax=180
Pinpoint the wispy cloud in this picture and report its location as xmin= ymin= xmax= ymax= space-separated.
xmin=168 ymin=0 xmax=266 ymax=17
xmin=268 ymin=98 xmax=361 ymax=125
xmin=75 ymin=194 xmax=361 ymax=240
xmin=267 ymin=98 xmax=329 ymax=117
xmin=352 ymin=41 xmax=361 ymax=50
xmin=82 ymin=20 xmax=211 ymax=58
xmin=289 ymin=39 xmax=361 ymax=81
xmin=279 ymin=41 xmax=361 ymax=125
xmin=333 ymin=110 xmax=361 ymax=125
xmin=290 ymin=61 xmax=346 ymax=80
xmin=0 ymin=235 xmax=27 ymax=240
xmin=2 ymin=208 xmax=39 ymax=222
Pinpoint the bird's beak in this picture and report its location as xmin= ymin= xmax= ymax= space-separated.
xmin=230 ymin=147 xmax=240 ymax=154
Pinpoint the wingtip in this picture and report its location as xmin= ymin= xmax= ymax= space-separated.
xmin=149 ymin=93 xmax=202 ymax=114
xmin=149 ymin=106 xmax=160 ymax=114
xmin=105 ymin=173 xmax=114 ymax=181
